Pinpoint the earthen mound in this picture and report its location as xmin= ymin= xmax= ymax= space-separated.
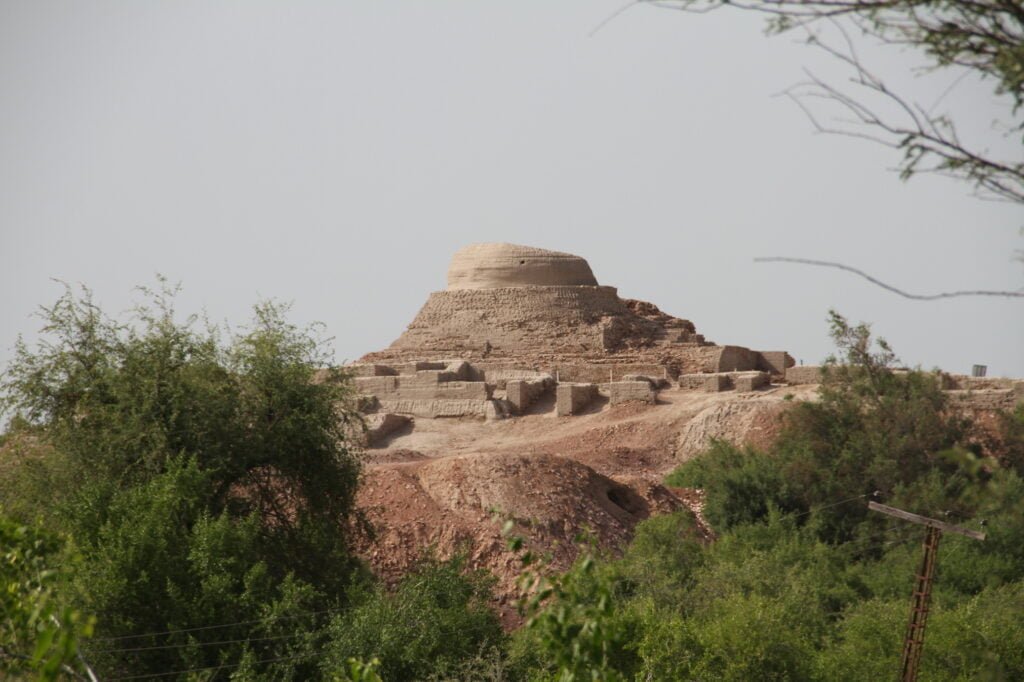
xmin=354 ymin=452 xmax=690 ymax=620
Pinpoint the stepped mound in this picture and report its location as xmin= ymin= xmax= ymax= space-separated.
xmin=362 ymin=242 xmax=743 ymax=375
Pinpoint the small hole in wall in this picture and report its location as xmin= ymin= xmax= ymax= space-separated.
xmin=519 ymin=260 xmax=525 ymax=265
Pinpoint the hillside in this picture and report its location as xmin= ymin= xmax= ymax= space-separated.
xmin=346 ymin=243 xmax=1022 ymax=619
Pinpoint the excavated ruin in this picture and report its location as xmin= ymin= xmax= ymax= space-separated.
xmin=362 ymin=242 xmax=792 ymax=378
xmin=344 ymin=243 xmax=1024 ymax=622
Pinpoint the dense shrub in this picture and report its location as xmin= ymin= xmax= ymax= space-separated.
xmin=0 ymin=517 xmax=93 ymax=680
xmin=1 ymin=282 xmax=363 ymax=678
xmin=323 ymin=558 xmax=504 ymax=681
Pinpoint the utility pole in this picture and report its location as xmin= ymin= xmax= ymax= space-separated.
xmin=867 ymin=501 xmax=986 ymax=682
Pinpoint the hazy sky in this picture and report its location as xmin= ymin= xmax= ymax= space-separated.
xmin=2 ymin=1 xmax=1021 ymax=377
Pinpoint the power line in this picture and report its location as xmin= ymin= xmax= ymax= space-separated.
xmin=790 ymin=493 xmax=868 ymax=519
xmin=106 ymin=651 xmax=318 ymax=681
xmin=838 ymin=528 xmax=924 ymax=555
xmin=90 ymin=607 xmax=342 ymax=644
xmin=93 ymin=631 xmax=310 ymax=655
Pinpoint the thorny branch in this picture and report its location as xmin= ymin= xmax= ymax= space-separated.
xmin=647 ymin=0 xmax=1024 ymax=203
xmin=755 ymin=256 xmax=1024 ymax=298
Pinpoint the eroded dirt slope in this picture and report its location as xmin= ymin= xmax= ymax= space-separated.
xmin=354 ymin=385 xmax=817 ymax=617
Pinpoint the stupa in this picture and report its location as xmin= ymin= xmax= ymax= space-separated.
xmin=350 ymin=243 xmax=792 ymax=422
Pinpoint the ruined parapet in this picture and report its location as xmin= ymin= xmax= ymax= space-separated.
xmin=756 ymin=351 xmax=795 ymax=377
xmin=785 ymin=366 xmax=823 ymax=385
xmin=390 ymin=360 xmax=448 ymax=374
xmin=942 ymin=375 xmax=1022 ymax=391
xmin=506 ymin=376 xmax=553 ymax=414
xmin=556 ymin=383 xmax=598 ymax=416
xmin=554 ymin=364 xmax=670 ymax=384
xmin=378 ymin=398 xmax=499 ymax=419
xmin=347 ymin=363 xmax=399 ymax=377
xmin=608 ymin=381 xmax=656 ymax=405
xmin=480 ymin=367 xmax=550 ymax=390
xmin=678 ymin=374 xmax=710 ymax=390
xmin=702 ymin=375 xmax=731 ymax=393
xmin=621 ymin=374 xmax=670 ymax=390
xmin=354 ymin=373 xmax=492 ymax=402
xmin=364 ymin=413 xmax=412 ymax=446
xmin=734 ymin=371 xmax=770 ymax=393
xmin=679 ymin=371 xmax=769 ymax=392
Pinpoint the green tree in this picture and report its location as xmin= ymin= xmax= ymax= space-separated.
xmin=0 ymin=281 xmax=364 ymax=679
xmin=670 ymin=310 xmax=972 ymax=542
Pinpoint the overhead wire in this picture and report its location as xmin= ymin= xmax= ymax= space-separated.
xmin=92 ymin=630 xmax=311 ymax=655
xmin=789 ymin=493 xmax=869 ymax=519
xmin=92 ymin=494 xmax=967 ymax=678
xmin=89 ymin=607 xmax=342 ymax=644
xmin=106 ymin=651 xmax=319 ymax=681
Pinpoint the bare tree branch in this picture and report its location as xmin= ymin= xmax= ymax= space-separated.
xmin=755 ymin=256 xmax=1024 ymax=298
xmin=648 ymin=0 xmax=1024 ymax=203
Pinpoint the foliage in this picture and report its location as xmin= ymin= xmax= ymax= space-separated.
xmin=0 ymin=281 xmax=363 ymax=679
xmin=513 ymin=554 xmax=630 ymax=682
xmin=6 ymin=283 xmax=1023 ymax=680
xmin=671 ymin=310 xmax=972 ymax=542
xmin=513 ymin=311 xmax=1024 ymax=680
xmin=333 ymin=657 xmax=384 ymax=682
xmin=322 ymin=557 xmax=504 ymax=682
xmin=0 ymin=516 xmax=93 ymax=680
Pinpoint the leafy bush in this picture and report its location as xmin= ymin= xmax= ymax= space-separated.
xmin=670 ymin=311 xmax=974 ymax=542
xmin=0 ymin=516 xmax=93 ymax=680
xmin=323 ymin=557 xmax=504 ymax=682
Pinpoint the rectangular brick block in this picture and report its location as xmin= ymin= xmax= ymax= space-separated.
xmin=785 ymin=366 xmax=823 ymax=385
xmin=703 ymin=375 xmax=730 ymax=392
xmin=756 ymin=351 xmax=793 ymax=377
xmin=734 ymin=372 xmax=769 ymax=392
xmin=609 ymin=381 xmax=655 ymax=405
xmin=556 ymin=383 xmax=597 ymax=416
xmin=507 ymin=380 xmax=530 ymax=412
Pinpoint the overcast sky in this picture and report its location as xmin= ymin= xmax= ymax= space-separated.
xmin=2 ymin=1 xmax=1021 ymax=378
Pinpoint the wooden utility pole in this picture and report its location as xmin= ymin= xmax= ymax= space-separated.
xmin=867 ymin=501 xmax=986 ymax=682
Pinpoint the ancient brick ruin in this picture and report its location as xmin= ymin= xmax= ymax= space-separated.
xmin=344 ymin=243 xmax=797 ymax=429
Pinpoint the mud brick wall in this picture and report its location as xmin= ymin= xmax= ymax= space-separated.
xmin=556 ymin=383 xmax=598 ymax=416
xmin=608 ymin=381 xmax=655 ymax=405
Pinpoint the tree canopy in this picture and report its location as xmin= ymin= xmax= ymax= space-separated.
xmin=0 ymin=281 xmax=366 ymax=679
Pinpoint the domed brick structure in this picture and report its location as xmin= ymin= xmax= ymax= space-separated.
xmin=446 ymin=243 xmax=598 ymax=290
